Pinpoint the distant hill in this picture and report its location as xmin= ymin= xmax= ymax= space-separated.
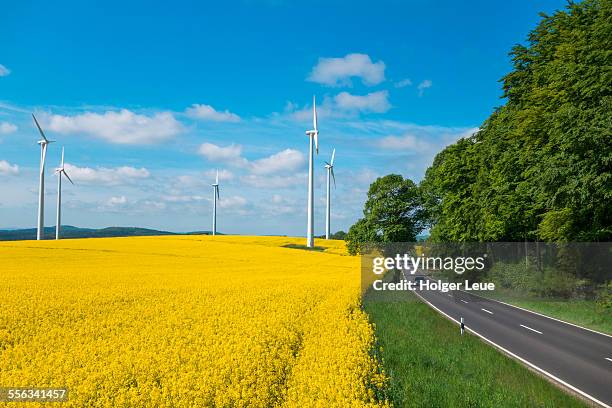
xmin=0 ymin=226 xmax=217 ymax=241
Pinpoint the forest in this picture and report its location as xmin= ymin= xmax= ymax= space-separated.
xmin=348 ymin=0 xmax=610 ymax=247
xmin=420 ymin=0 xmax=610 ymax=243
xmin=347 ymin=0 xmax=611 ymax=305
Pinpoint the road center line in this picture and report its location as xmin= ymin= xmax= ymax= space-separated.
xmin=520 ymin=324 xmax=542 ymax=334
xmin=461 ymin=300 xmax=469 ymax=304
xmin=410 ymin=276 xmax=612 ymax=408
xmin=481 ymin=308 xmax=493 ymax=315
xmin=605 ymin=357 xmax=612 ymax=363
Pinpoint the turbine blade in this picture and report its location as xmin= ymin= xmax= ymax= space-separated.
xmin=63 ymin=170 xmax=74 ymax=185
xmin=314 ymin=131 xmax=318 ymax=155
xmin=216 ymin=169 xmax=219 ymax=185
xmin=331 ymin=167 xmax=336 ymax=188
xmin=32 ymin=114 xmax=48 ymax=141
xmin=330 ymin=148 xmax=335 ymax=166
xmin=61 ymin=147 xmax=65 ymax=167
xmin=313 ymin=95 xmax=317 ymax=132
xmin=216 ymin=186 xmax=220 ymax=199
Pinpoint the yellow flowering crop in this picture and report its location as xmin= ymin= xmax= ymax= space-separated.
xmin=0 ymin=236 xmax=389 ymax=407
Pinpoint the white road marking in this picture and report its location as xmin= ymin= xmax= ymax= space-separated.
xmin=461 ymin=300 xmax=469 ymax=304
xmin=447 ymin=294 xmax=452 ymax=297
xmin=451 ymin=282 xmax=612 ymax=339
xmin=605 ymin=357 xmax=612 ymax=363
xmin=409 ymin=282 xmax=612 ymax=408
xmin=520 ymin=324 xmax=543 ymax=334
xmin=481 ymin=308 xmax=493 ymax=315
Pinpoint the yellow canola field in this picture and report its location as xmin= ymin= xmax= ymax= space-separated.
xmin=0 ymin=236 xmax=389 ymax=407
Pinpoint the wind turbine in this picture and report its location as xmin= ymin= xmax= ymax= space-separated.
xmin=55 ymin=147 xmax=74 ymax=240
xmin=212 ymin=169 xmax=220 ymax=236
xmin=305 ymin=96 xmax=319 ymax=248
xmin=32 ymin=114 xmax=54 ymax=240
xmin=324 ymin=148 xmax=336 ymax=239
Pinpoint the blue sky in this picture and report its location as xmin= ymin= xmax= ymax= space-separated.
xmin=0 ymin=0 xmax=568 ymax=235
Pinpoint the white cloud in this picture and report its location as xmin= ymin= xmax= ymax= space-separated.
xmin=456 ymin=127 xmax=480 ymax=139
xmin=186 ymin=104 xmax=240 ymax=122
xmin=46 ymin=109 xmax=183 ymax=145
xmin=173 ymin=171 xmax=231 ymax=191
xmin=377 ymin=127 xmax=480 ymax=158
xmin=283 ymin=101 xmax=298 ymax=113
xmin=250 ymin=149 xmax=304 ymax=175
xmin=378 ymin=133 xmax=432 ymax=152
xmin=0 ymin=122 xmax=17 ymax=134
xmin=219 ymin=195 xmax=247 ymax=209
xmin=159 ymin=192 xmax=246 ymax=215
xmin=285 ymin=91 xmax=391 ymax=121
xmin=308 ymin=53 xmax=385 ymax=87
xmin=354 ymin=168 xmax=380 ymax=186
xmin=417 ymin=79 xmax=432 ymax=96
xmin=394 ymin=78 xmax=412 ymax=88
xmin=108 ymin=196 xmax=127 ymax=205
xmin=198 ymin=143 xmax=305 ymax=175
xmin=141 ymin=200 xmax=167 ymax=211
xmin=64 ymin=164 xmax=150 ymax=185
xmin=162 ymin=194 xmax=206 ymax=203
xmin=258 ymin=195 xmax=300 ymax=216
xmin=0 ymin=160 xmax=19 ymax=175
xmin=198 ymin=143 xmax=248 ymax=167
xmin=99 ymin=196 xmax=167 ymax=213
xmin=284 ymin=98 xmax=335 ymax=121
xmin=241 ymin=173 xmax=305 ymax=188
xmin=0 ymin=64 xmax=10 ymax=77
xmin=334 ymin=91 xmax=391 ymax=113
xmin=175 ymin=175 xmax=203 ymax=189
xmin=203 ymin=169 xmax=234 ymax=181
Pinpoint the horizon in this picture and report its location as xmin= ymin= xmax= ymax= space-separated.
xmin=0 ymin=0 xmax=568 ymax=234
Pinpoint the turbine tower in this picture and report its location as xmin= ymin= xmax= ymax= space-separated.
xmin=324 ymin=148 xmax=336 ymax=240
xmin=32 ymin=114 xmax=54 ymax=240
xmin=305 ymin=96 xmax=319 ymax=248
xmin=212 ymin=170 xmax=220 ymax=236
xmin=55 ymin=147 xmax=74 ymax=240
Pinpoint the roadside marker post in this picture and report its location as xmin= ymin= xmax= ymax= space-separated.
xmin=460 ymin=317 xmax=465 ymax=335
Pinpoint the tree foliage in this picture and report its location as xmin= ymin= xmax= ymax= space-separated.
xmin=346 ymin=174 xmax=424 ymax=254
xmin=421 ymin=0 xmax=612 ymax=242
xmin=330 ymin=230 xmax=347 ymax=240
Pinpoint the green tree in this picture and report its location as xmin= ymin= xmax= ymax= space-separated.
xmin=346 ymin=174 xmax=424 ymax=255
xmin=346 ymin=219 xmax=376 ymax=255
xmin=420 ymin=0 xmax=612 ymax=243
xmin=330 ymin=230 xmax=347 ymax=240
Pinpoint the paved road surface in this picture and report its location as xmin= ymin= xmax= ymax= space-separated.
xmin=404 ymin=273 xmax=612 ymax=407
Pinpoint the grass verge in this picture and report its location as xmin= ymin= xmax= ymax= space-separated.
xmin=487 ymin=294 xmax=612 ymax=335
xmin=365 ymin=294 xmax=587 ymax=407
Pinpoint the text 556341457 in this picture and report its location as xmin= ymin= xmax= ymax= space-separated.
xmin=0 ymin=387 xmax=68 ymax=402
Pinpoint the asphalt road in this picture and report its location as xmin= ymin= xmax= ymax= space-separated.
xmin=403 ymin=273 xmax=612 ymax=407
